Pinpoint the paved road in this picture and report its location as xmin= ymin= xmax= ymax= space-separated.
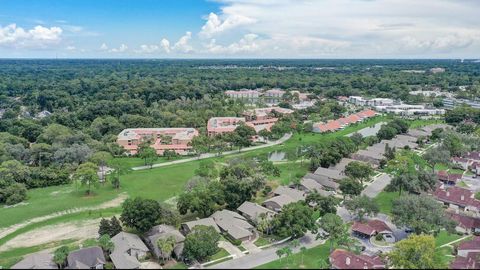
xmin=132 ymin=133 xmax=292 ymax=170
xmin=207 ymin=232 xmax=324 ymax=269
xmin=361 ymin=173 xmax=392 ymax=198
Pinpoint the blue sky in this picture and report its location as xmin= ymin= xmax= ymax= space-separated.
xmin=0 ymin=0 xmax=479 ymax=58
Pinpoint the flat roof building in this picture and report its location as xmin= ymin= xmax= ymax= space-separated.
xmin=117 ymin=128 xmax=198 ymax=155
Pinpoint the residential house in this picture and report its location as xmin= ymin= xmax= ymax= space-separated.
xmin=447 ymin=212 xmax=480 ymax=234
xmin=264 ymin=88 xmax=285 ymax=105
xmin=329 ymin=249 xmax=386 ymax=269
xmin=298 ymin=177 xmax=336 ymax=197
xmin=433 ymin=185 xmax=480 ymax=216
xmin=302 ymin=173 xmax=339 ymax=191
xmin=352 ymin=148 xmax=385 ymax=166
xmin=313 ymin=167 xmax=346 ymax=182
xmin=312 ymin=109 xmax=376 ymax=133
xmin=145 ymin=225 xmax=185 ymax=260
xmin=110 ymin=232 xmax=149 ymax=269
xmin=437 ymin=171 xmax=463 ymax=186
xmin=262 ymin=186 xmax=306 ymax=212
xmin=450 ymin=252 xmax=479 ymax=269
xmin=457 ymin=237 xmax=480 ymax=257
xmin=11 ymin=252 xmax=58 ymax=269
xmin=237 ymin=201 xmax=276 ymax=224
xmin=330 ymin=158 xmax=365 ymax=172
xmin=67 ymin=247 xmax=106 ymax=269
xmin=351 ymin=219 xmax=392 ymax=238
xmin=117 ymin=128 xmax=199 ymax=155
xmin=452 ymin=157 xmax=469 ymax=170
xmin=211 ymin=210 xmax=256 ymax=241
xmin=180 ymin=218 xmax=220 ymax=235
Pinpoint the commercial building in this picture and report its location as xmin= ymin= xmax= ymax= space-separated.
xmin=443 ymin=98 xmax=480 ymax=110
xmin=224 ymin=89 xmax=262 ymax=103
xmin=117 ymin=128 xmax=198 ymax=155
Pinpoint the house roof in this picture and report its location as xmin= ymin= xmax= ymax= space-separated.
xmin=273 ymin=186 xmax=306 ymax=201
xmin=356 ymin=109 xmax=377 ymax=119
xmin=434 ymin=186 xmax=480 ymax=209
xmin=300 ymin=178 xmax=335 ymax=196
xmin=110 ymin=251 xmax=140 ymax=269
xmin=146 ymin=224 xmax=186 ymax=259
xmin=303 ymin=173 xmax=339 ymax=190
xmin=458 ymin=237 xmax=480 ymax=251
xmin=112 ymin=232 xmax=149 ymax=254
xmin=67 ymin=247 xmax=106 ymax=269
xmin=11 ymin=252 xmax=57 ymax=269
xmin=211 ymin=210 xmax=254 ymax=240
xmin=351 ymin=222 xmax=376 ymax=236
xmin=367 ymin=220 xmax=392 ymax=233
xmin=447 ymin=212 xmax=480 ymax=230
xmin=450 ymin=252 xmax=479 ymax=269
xmin=330 ymin=158 xmax=364 ymax=172
xmin=263 ymin=195 xmax=297 ymax=210
xmin=313 ymin=167 xmax=346 ymax=181
xmin=182 ymin=218 xmax=221 ymax=233
xmin=407 ymin=128 xmax=430 ymax=138
xmin=330 ymin=249 xmax=385 ymax=269
xmin=237 ymin=201 xmax=275 ymax=221
xmin=464 ymin=151 xmax=480 ymax=161
xmin=437 ymin=171 xmax=463 ymax=183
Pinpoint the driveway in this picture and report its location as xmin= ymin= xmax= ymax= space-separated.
xmin=207 ymin=231 xmax=323 ymax=269
xmin=361 ymin=173 xmax=392 ymax=198
xmin=132 ymin=133 xmax=292 ymax=171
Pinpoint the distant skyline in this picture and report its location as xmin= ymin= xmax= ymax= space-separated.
xmin=0 ymin=0 xmax=479 ymax=59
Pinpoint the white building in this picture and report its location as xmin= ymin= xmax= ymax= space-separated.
xmin=375 ymin=104 xmax=445 ymax=116
xmin=348 ymin=96 xmax=394 ymax=107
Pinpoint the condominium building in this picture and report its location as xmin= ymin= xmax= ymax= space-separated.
xmin=117 ymin=128 xmax=198 ymax=155
xmin=264 ymin=88 xmax=286 ymax=105
xmin=348 ymin=96 xmax=394 ymax=107
xmin=375 ymin=104 xmax=445 ymax=116
xmin=224 ymin=89 xmax=262 ymax=103
xmin=443 ymin=98 xmax=480 ymax=110
xmin=207 ymin=117 xmax=246 ymax=137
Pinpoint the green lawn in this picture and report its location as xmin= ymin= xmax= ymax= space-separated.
xmin=166 ymin=262 xmax=188 ymax=269
xmin=273 ymin=162 xmax=310 ymax=186
xmin=0 ymin=184 xmax=119 ymax=228
xmin=435 ymin=163 xmax=449 ymax=171
xmin=408 ymin=118 xmax=445 ymax=129
xmin=434 ymin=231 xmax=463 ymax=247
xmin=374 ymin=191 xmax=400 ymax=215
xmin=209 ymin=248 xmax=230 ymax=261
xmin=256 ymin=242 xmax=331 ymax=269
xmin=254 ymin=236 xmax=272 ymax=247
xmin=434 ymin=246 xmax=455 ymax=267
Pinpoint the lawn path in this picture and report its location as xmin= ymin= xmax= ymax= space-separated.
xmin=0 ymin=193 xmax=127 ymax=242
xmin=438 ymin=235 xmax=471 ymax=248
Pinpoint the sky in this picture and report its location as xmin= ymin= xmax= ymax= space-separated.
xmin=0 ymin=0 xmax=479 ymax=59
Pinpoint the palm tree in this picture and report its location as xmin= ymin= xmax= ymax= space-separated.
xmin=276 ymin=248 xmax=285 ymax=262
xmin=157 ymin=236 xmax=176 ymax=261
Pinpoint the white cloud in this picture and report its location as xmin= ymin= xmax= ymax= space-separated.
xmin=109 ymin=44 xmax=128 ymax=53
xmin=206 ymin=33 xmax=261 ymax=54
xmin=100 ymin=43 xmax=108 ymax=50
xmin=206 ymin=0 xmax=480 ymax=57
xmin=200 ymin=12 xmax=256 ymax=38
xmin=161 ymin=38 xmax=171 ymax=53
xmin=136 ymin=44 xmax=160 ymax=54
xmin=66 ymin=45 xmax=76 ymax=51
xmin=0 ymin=24 xmax=63 ymax=48
xmin=173 ymin=31 xmax=193 ymax=53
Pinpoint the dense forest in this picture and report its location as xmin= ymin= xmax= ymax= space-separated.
xmin=0 ymin=59 xmax=479 ymax=205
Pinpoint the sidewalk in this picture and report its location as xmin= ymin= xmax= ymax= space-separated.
xmin=132 ymin=133 xmax=292 ymax=170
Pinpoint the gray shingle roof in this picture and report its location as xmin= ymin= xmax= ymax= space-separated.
xmin=263 ymin=195 xmax=297 ymax=211
xmin=110 ymin=251 xmax=140 ymax=269
xmin=145 ymin=224 xmax=185 ymax=259
xmin=273 ymin=186 xmax=306 ymax=201
xmin=182 ymin=218 xmax=220 ymax=233
xmin=211 ymin=210 xmax=254 ymax=240
xmin=67 ymin=247 xmax=105 ymax=269
xmin=313 ymin=167 xmax=346 ymax=181
xmin=300 ymin=177 xmax=336 ymax=196
xmin=330 ymin=158 xmax=360 ymax=172
xmin=237 ymin=201 xmax=275 ymax=222
xmin=11 ymin=252 xmax=57 ymax=269
xmin=303 ymin=173 xmax=339 ymax=190
xmin=110 ymin=232 xmax=148 ymax=269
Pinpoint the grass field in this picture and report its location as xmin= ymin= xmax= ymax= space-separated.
xmin=374 ymin=191 xmax=400 ymax=215
xmin=255 ymin=242 xmax=330 ymax=269
xmin=434 ymin=231 xmax=463 ymax=247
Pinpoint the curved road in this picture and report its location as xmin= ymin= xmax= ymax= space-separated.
xmin=132 ymin=133 xmax=292 ymax=170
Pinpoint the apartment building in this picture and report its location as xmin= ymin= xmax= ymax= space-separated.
xmin=207 ymin=117 xmax=246 ymax=137
xmin=117 ymin=128 xmax=198 ymax=155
